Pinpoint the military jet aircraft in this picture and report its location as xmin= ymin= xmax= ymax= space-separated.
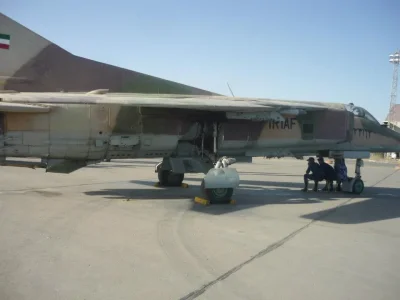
xmin=1 ymin=13 xmax=399 ymax=204
xmin=0 ymin=90 xmax=399 ymax=203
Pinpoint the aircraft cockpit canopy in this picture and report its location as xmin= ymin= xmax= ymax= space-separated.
xmin=345 ymin=103 xmax=379 ymax=124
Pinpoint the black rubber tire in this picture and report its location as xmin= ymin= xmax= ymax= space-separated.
xmin=158 ymin=170 xmax=184 ymax=186
xmin=352 ymin=178 xmax=364 ymax=194
xmin=200 ymin=179 xmax=207 ymax=197
xmin=200 ymin=179 xmax=233 ymax=204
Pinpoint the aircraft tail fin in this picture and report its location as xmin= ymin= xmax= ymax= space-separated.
xmin=0 ymin=13 xmax=52 ymax=91
xmin=0 ymin=13 xmax=217 ymax=95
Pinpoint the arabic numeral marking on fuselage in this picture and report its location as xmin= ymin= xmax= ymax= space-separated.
xmin=268 ymin=118 xmax=296 ymax=130
xmin=353 ymin=128 xmax=372 ymax=139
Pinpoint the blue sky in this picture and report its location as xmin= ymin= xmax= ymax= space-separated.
xmin=1 ymin=0 xmax=399 ymax=122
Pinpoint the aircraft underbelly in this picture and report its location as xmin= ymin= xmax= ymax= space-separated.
xmin=218 ymin=138 xmax=341 ymax=155
xmin=140 ymin=134 xmax=180 ymax=151
xmin=105 ymin=134 xmax=177 ymax=159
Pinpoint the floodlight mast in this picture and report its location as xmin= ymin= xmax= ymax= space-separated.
xmin=388 ymin=51 xmax=400 ymax=126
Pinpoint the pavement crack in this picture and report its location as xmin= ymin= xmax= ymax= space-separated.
xmin=178 ymin=169 xmax=400 ymax=300
xmin=178 ymin=220 xmax=312 ymax=300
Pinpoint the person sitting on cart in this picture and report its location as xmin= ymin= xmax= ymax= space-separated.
xmin=302 ymin=157 xmax=324 ymax=192
xmin=334 ymin=158 xmax=348 ymax=191
xmin=317 ymin=156 xmax=337 ymax=192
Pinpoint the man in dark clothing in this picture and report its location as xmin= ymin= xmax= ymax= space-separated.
xmin=302 ymin=157 xmax=324 ymax=192
xmin=317 ymin=156 xmax=337 ymax=192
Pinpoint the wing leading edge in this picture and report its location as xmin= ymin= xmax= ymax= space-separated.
xmin=0 ymin=93 xmax=345 ymax=115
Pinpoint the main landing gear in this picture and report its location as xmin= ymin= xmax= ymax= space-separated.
xmin=156 ymin=122 xmax=240 ymax=204
xmin=341 ymin=158 xmax=365 ymax=195
xmin=155 ymin=156 xmax=240 ymax=204
xmin=157 ymin=170 xmax=185 ymax=187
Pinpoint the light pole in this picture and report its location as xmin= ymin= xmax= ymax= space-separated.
xmin=388 ymin=51 xmax=400 ymax=127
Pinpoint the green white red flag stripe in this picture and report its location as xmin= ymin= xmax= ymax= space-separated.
xmin=0 ymin=34 xmax=10 ymax=50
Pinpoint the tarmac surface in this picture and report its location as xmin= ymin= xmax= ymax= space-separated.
xmin=0 ymin=157 xmax=399 ymax=300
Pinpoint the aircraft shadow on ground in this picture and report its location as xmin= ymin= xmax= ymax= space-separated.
xmin=301 ymin=187 xmax=400 ymax=224
xmin=84 ymin=178 xmax=400 ymax=222
xmin=182 ymin=177 xmax=307 ymax=189
xmin=131 ymin=177 xmax=307 ymax=189
xmin=85 ymin=188 xmax=194 ymax=200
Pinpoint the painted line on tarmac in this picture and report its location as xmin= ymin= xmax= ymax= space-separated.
xmin=179 ymin=169 xmax=400 ymax=300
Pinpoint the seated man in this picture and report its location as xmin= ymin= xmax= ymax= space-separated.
xmin=334 ymin=158 xmax=348 ymax=191
xmin=302 ymin=157 xmax=324 ymax=192
xmin=317 ymin=156 xmax=337 ymax=192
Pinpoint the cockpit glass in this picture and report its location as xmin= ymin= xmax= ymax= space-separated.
xmin=363 ymin=110 xmax=379 ymax=123
xmin=345 ymin=104 xmax=379 ymax=124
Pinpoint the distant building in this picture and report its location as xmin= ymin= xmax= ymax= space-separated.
xmin=385 ymin=104 xmax=400 ymax=129
xmin=385 ymin=104 xmax=400 ymax=159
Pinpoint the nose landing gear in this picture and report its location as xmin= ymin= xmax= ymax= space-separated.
xmin=200 ymin=157 xmax=240 ymax=204
xmin=341 ymin=158 xmax=364 ymax=194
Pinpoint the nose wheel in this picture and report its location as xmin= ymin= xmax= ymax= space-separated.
xmin=200 ymin=179 xmax=234 ymax=204
xmin=340 ymin=158 xmax=365 ymax=194
xmin=352 ymin=178 xmax=364 ymax=194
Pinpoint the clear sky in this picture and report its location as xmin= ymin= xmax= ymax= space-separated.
xmin=1 ymin=0 xmax=399 ymax=122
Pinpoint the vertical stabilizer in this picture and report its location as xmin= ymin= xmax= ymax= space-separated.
xmin=0 ymin=13 xmax=216 ymax=95
xmin=0 ymin=13 xmax=51 ymax=89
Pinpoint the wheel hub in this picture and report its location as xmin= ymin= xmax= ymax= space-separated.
xmin=212 ymin=188 xmax=228 ymax=197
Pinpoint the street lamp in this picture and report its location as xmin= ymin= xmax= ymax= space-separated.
xmin=388 ymin=51 xmax=400 ymax=126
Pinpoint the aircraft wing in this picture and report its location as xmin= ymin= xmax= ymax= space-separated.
xmin=0 ymin=93 xmax=344 ymax=117
xmin=103 ymin=95 xmax=335 ymax=112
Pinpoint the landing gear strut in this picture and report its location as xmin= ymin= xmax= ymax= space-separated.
xmin=198 ymin=123 xmax=240 ymax=204
xmin=155 ymin=122 xmax=241 ymax=204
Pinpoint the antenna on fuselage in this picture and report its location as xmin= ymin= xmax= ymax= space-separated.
xmin=226 ymin=82 xmax=235 ymax=97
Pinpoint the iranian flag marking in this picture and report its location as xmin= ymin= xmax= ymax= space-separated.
xmin=0 ymin=34 xmax=10 ymax=50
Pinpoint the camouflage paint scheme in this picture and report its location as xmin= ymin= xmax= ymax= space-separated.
xmin=0 ymin=13 xmax=399 ymax=176
xmin=0 ymin=13 xmax=216 ymax=95
xmin=0 ymin=92 xmax=399 ymax=174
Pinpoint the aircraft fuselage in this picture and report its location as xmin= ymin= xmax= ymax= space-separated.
xmin=0 ymin=101 xmax=399 ymax=165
